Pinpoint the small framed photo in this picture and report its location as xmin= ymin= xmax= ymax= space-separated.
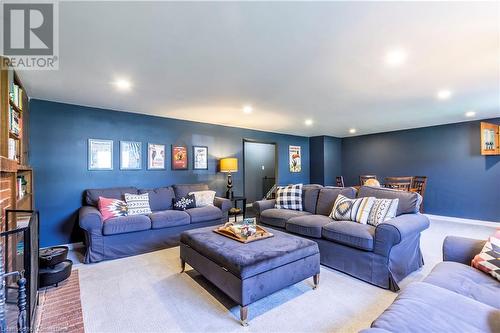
xmin=171 ymin=145 xmax=188 ymax=170
xmin=148 ymin=143 xmax=165 ymax=170
xmin=120 ymin=141 xmax=142 ymax=170
xmin=193 ymin=146 xmax=208 ymax=170
xmin=88 ymin=139 xmax=113 ymax=170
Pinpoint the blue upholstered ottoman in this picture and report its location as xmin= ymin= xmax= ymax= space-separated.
xmin=180 ymin=226 xmax=320 ymax=325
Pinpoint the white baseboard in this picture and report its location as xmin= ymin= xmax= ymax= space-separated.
xmin=41 ymin=242 xmax=84 ymax=251
xmin=425 ymin=214 xmax=499 ymax=227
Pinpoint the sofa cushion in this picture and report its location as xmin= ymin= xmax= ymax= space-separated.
xmin=149 ymin=210 xmax=190 ymax=229
xmin=302 ymin=184 xmax=322 ymax=213
xmin=286 ymin=215 xmax=333 ymax=238
xmin=139 ymin=187 xmax=175 ymax=211
xmin=185 ymin=205 xmax=222 ymax=223
xmin=358 ymin=186 xmax=421 ymax=216
xmin=173 ymin=183 xmax=209 ymax=198
xmin=424 ymin=261 xmax=500 ymax=309
xmin=102 ymin=215 xmax=151 ymax=235
xmin=260 ymin=208 xmax=312 ymax=228
xmin=322 ymin=221 xmax=375 ymax=251
xmin=316 ymin=187 xmax=357 ymax=216
xmin=371 ymin=282 xmax=500 ymax=333
xmin=85 ymin=187 xmax=138 ymax=207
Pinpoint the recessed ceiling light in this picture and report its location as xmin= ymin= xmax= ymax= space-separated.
xmin=305 ymin=119 xmax=313 ymax=126
xmin=349 ymin=128 xmax=357 ymax=134
xmin=437 ymin=89 xmax=452 ymax=100
xmin=243 ymin=105 xmax=253 ymax=114
xmin=465 ymin=110 xmax=476 ymax=117
xmin=385 ymin=48 xmax=407 ymax=66
xmin=112 ymin=78 xmax=132 ymax=92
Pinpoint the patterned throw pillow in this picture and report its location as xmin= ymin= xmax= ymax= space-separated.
xmin=124 ymin=193 xmax=152 ymax=215
xmin=173 ymin=194 xmax=196 ymax=211
xmin=471 ymin=229 xmax=500 ymax=281
xmin=275 ymin=184 xmax=303 ymax=211
xmin=189 ymin=190 xmax=216 ymax=207
xmin=367 ymin=198 xmax=399 ymax=226
xmin=330 ymin=194 xmax=375 ymax=224
xmin=97 ymin=196 xmax=128 ymax=221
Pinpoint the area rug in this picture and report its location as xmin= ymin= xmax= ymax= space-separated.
xmin=37 ymin=270 xmax=85 ymax=333
xmin=77 ymin=219 xmax=495 ymax=333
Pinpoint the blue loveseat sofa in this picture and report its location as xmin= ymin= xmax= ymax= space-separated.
xmin=79 ymin=183 xmax=231 ymax=263
xmin=254 ymin=185 xmax=430 ymax=291
xmin=362 ymin=236 xmax=500 ymax=332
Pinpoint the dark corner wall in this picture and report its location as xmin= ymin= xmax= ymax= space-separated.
xmin=340 ymin=118 xmax=500 ymax=222
xmin=30 ymin=99 xmax=310 ymax=247
xmin=309 ymin=135 xmax=342 ymax=185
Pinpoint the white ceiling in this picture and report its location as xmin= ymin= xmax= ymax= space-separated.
xmin=17 ymin=1 xmax=500 ymax=137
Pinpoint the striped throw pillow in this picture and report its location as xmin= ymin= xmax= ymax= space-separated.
xmin=124 ymin=193 xmax=152 ymax=215
xmin=471 ymin=229 xmax=500 ymax=281
xmin=367 ymin=198 xmax=399 ymax=226
xmin=330 ymin=194 xmax=375 ymax=224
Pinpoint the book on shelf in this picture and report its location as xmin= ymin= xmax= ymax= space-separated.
xmin=9 ymin=106 xmax=20 ymax=135
xmin=8 ymin=138 xmax=18 ymax=161
xmin=9 ymin=83 xmax=23 ymax=111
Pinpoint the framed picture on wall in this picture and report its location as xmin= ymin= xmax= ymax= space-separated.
xmin=120 ymin=141 xmax=142 ymax=170
xmin=289 ymin=145 xmax=301 ymax=173
xmin=193 ymin=146 xmax=208 ymax=170
xmin=171 ymin=145 xmax=188 ymax=170
xmin=88 ymin=139 xmax=113 ymax=170
xmin=148 ymin=143 xmax=165 ymax=170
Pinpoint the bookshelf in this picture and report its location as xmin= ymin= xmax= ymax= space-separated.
xmin=0 ymin=56 xmax=34 ymax=232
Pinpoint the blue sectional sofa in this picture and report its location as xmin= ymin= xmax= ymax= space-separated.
xmin=253 ymin=185 xmax=430 ymax=291
xmin=79 ymin=183 xmax=231 ymax=263
xmin=362 ymin=236 xmax=500 ymax=333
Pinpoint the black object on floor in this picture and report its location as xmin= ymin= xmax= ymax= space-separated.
xmin=39 ymin=246 xmax=72 ymax=288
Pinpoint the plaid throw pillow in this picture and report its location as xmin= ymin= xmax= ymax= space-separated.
xmin=275 ymin=184 xmax=303 ymax=211
xmin=471 ymin=229 xmax=500 ymax=281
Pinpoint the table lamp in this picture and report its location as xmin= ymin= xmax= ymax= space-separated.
xmin=220 ymin=157 xmax=238 ymax=199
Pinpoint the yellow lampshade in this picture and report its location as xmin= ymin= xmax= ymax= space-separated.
xmin=220 ymin=158 xmax=238 ymax=173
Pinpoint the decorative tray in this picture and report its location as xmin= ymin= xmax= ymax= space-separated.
xmin=214 ymin=225 xmax=274 ymax=243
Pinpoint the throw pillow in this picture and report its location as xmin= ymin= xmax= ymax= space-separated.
xmin=330 ymin=194 xmax=375 ymax=224
xmin=173 ymin=194 xmax=197 ymax=211
xmin=124 ymin=193 xmax=152 ymax=215
xmin=471 ymin=229 xmax=500 ymax=281
xmin=275 ymin=184 xmax=303 ymax=211
xmin=189 ymin=190 xmax=216 ymax=207
xmin=367 ymin=198 xmax=399 ymax=226
xmin=97 ymin=196 xmax=128 ymax=221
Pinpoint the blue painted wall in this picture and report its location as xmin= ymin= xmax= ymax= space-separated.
xmin=341 ymin=119 xmax=500 ymax=222
xmin=309 ymin=136 xmax=342 ymax=186
xmin=30 ymin=99 xmax=310 ymax=247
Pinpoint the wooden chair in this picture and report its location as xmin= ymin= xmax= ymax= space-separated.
xmin=384 ymin=177 xmax=413 ymax=191
xmin=359 ymin=175 xmax=377 ymax=186
xmin=336 ymin=176 xmax=345 ymax=187
xmin=411 ymin=176 xmax=428 ymax=212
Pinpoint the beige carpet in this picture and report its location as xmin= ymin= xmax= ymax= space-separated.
xmin=77 ymin=219 xmax=496 ymax=333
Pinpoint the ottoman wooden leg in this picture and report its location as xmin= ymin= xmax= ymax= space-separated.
xmin=180 ymin=258 xmax=186 ymax=273
xmin=313 ymin=273 xmax=320 ymax=289
xmin=240 ymin=306 xmax=248 ymax=326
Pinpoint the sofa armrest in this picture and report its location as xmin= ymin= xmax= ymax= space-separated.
xmin=374 ymin=214 xmax=430 ymax=256
xmin=79 ymin=206 xmax=103 ymax=235
xmin=214 ymin=197 xmax=232 ymax=213
xmin=253 ymin=199 xmax=276 ymax=215
xmin=443 ymin=236 xmax=486 ymax=265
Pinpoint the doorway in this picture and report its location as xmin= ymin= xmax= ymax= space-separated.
xmin=243 ymin=140 xmax=277 ymax=207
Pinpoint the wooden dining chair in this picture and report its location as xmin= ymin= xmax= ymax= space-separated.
xmin=336 ymin=176 xmax=345 ymax=187
xmin=411 ymin=176 xmax=428 ymax=212
xmin=384 ymin=177 xmax=413 ymax=191
xmin=359 ymin=175 xmax=377 ymax=186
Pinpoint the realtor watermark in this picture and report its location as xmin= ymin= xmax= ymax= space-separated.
xmin=1 ymin=1 xmax=59 ymax=70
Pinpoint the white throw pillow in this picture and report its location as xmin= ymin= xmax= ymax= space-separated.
xmin=189 ymin=190 xmax=216 ymax=207
xmin=124 ymin=193 xmax=152 ymax=215
xmin=367 ymin=198 xmax=399 ymax=226
xmin=330 ymin=194 xmax=375 ymax=224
